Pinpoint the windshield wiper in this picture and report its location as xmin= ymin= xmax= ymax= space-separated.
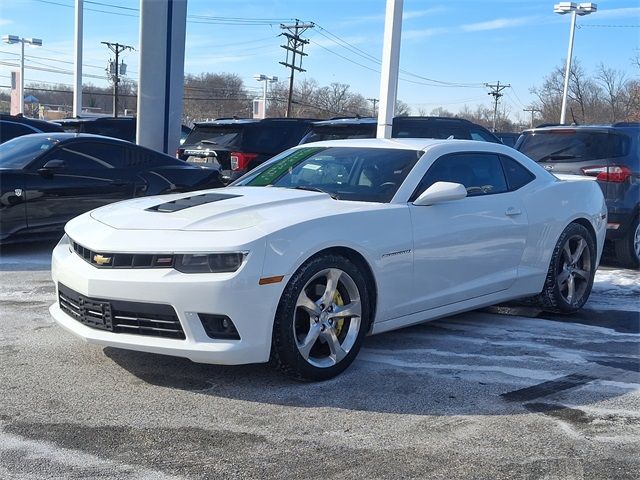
xmin=538 ymin=153 xmax=581 ymax=162
xmin=292 ymin=185 xmax=339 ymax=199
xmin=536 ymin=146 xmax=578 ymax=162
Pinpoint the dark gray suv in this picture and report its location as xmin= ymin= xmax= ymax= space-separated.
xmin=516 ymin=123 xmax=639 ymax=268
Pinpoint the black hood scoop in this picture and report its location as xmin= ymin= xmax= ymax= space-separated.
xmin=147 ymin=193 xmax=241 ymax=213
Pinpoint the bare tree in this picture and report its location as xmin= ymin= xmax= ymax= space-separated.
xmin=429 ymin=107 xmax=454 ymax=117
xmin=182 ymin=73 xmax=250 ymax=124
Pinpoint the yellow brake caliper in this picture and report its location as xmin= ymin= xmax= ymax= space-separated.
xmin=333 ymin=291 xmax=345 ymax=336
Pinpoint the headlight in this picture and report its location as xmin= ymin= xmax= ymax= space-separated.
xmin=174 ymin=252 xmax=247 ymax=273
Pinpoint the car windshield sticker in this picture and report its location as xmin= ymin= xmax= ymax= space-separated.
xmin=247 ymin=147 xmax=325 ymax=186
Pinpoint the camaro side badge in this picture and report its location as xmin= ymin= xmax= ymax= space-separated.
xmin=14 ymin=189 xmax=23 ymax=197
xmin=382 ymin=249 xmax=411 ymax=258
xmin=93 ymin=254 xmax=112 ymax=266
xmin=544 ymin=165 xmax=553 ymax=170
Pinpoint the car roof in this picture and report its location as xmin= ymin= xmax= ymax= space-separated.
xmin=311 ymin=117 xmax=377 ymax=126
xmin=1 ymin=114 xmax=64 ymax=132
xmin=10 ymin=132 xmax=135 ymax=144
xmin=193 ymin=117 xmax=317 ymax=127
xmin=291 ymin=137 xmax=507 ymax=151
xmin=524 ymin=123 xmax=640 ymax=134
xmin=55 ymin=116 xmax=135 ymax=124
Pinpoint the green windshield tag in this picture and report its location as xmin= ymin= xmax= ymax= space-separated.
xmin=247 ymin=147 xmax=325 ymax=186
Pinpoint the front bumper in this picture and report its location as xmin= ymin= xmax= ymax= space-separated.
xmin=50 ymin=237 xmax=284 ymax=365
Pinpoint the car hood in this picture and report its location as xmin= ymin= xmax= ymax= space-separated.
xmin=90 ymin=186 xmax=380 ymax=232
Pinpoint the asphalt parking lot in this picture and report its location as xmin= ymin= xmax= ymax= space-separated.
xmin=0 ymin=241 xmax=638 ymax=479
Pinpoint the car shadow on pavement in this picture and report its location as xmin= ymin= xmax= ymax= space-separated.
xmin=0 ymin=240 xmax=58 ymax=271
xmin=103 ymin=310 xmax=639 ymax=416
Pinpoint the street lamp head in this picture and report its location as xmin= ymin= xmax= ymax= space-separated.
xmin=554 ymin=2 xmax=577 ymax=14
xmin=576 ymin=2 xmax=597 ymax=15
xmin=2 ymin=34 xmax=20 ymax=44
xmin=24 ymin=38 xmax=43 ymax=47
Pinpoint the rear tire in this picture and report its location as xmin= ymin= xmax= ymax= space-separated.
xmin=538 ymin=223 xmax=596 ymax=313
xmin=270 ymin=254 xmax=370 ymax=381
xmin=614 ymin=216 xmax=640 ymax=269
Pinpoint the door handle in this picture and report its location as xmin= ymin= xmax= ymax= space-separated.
xmin=505 ymin=207 xmax=522 ymax=216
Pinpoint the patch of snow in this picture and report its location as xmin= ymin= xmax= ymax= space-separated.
xmin=588 ymin=268 xmax=640 ymax=312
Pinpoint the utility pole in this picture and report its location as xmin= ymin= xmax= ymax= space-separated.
xmin=485 ymin=81 xmax=510 ymax=132
xmin=102 ymin=41 xmax=134 ymax=117
xmin=377 ymin=0 xmax=403 ymax=139
xmin=73 ymin=0 xmax=83 ymax=117
xmin=367 ymin=98 xmax=378 ymax=116
xmin=279 ymin=19 xmax=314 ymax=118
xmin=523 ymin=106 xmax=542 ymax=128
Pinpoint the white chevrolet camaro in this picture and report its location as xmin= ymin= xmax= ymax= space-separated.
xmin=50 ymin=138 xmax=607 ymax=380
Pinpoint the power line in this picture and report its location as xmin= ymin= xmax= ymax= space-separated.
xmin=313 ymin=23 xmax=485 ymax=89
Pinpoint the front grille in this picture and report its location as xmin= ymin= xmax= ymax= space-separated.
xmin=71 ymin=240 xmax=175 ymax=269
xmin=58 ymin=283 xmax=185 ymax=340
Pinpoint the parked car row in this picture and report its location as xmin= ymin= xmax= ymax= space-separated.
xmin=1 ymin=114 xmax=192 ymax=145
xmin=177 ymin=116 xmax=504 ymax=182
xmin=1 ymin=112 xmax=637 ymax=268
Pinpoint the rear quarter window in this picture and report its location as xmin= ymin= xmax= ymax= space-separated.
xmin=500 ymin=155 xmax=535 ymax=190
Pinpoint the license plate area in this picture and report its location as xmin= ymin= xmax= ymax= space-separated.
xmin=80 ymin=298 xmax=113 ymax=331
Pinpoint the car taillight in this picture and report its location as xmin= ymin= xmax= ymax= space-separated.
xmin=176 ymin=148 xmax=184 ymax=159
xmin=582 ymin=165 xmax=632 ymax=183
xmin=230 ymin=152 xmax=258 ymax=171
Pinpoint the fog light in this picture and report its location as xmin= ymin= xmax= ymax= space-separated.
xmin=199 ymin=314 xmax=240 ymax=340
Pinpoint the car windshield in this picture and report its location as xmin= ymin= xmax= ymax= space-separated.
xmin=0 ymin=135 xmax=58 ymax=169
xmin=234 ymin=146 xmax=422 ymax=203
xmin=183 ymin=125 xmax=243 ymax=146
xmin=518 ymin=131 xmax=630 ymax=162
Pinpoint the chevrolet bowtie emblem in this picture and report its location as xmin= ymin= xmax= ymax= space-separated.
xmin=93 ymin=254 xmax=112 ymax=265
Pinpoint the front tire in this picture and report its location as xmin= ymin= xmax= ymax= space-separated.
xmin=538 ymin=223 xmax=596 ymax=313
xmin=270 ymin=254 xmax=371 ymax=381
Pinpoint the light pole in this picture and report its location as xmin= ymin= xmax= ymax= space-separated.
xmin=2 ymin=35 xmax=43 ymax=115
xmin=553 ymin=2 xmax=597 ymax=124
xmin=253 ymin=74 xmax=278 ymax=119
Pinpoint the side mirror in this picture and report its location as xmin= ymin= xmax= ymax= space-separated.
xmin=413 ymin=181 xmax=467 ymax=206
xmin=38 ymin=159 xmax=66 ymax=177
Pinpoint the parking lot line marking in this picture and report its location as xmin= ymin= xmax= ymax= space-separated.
xmin=501 ymin=374 xmax=596 ymax=402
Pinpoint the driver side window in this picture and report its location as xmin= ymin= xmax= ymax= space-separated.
xmin=414 ymin=152 xmax=508 ymax=199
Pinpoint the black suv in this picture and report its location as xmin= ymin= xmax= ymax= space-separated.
xmin=516 ymin=123 xmax=639 ymax=268
xmin=299 ymin=116 xmax=502 ymax=144
xmin=54 ymin=116 xmax=137 ymax=142
xmin=1 ymin=113 xmax=63 ymax=143
xmin=177 ymin=118 xmax=316 ymax=182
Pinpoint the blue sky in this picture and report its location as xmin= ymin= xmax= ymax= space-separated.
xmin=0 ymin=0 xmax=638 ymax=122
